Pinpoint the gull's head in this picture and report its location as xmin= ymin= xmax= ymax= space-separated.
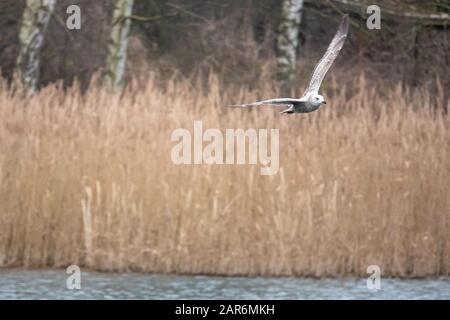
xmin=309 ymin=94 xmax=326 ymax=107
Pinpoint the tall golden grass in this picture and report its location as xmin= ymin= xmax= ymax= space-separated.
xmin=0 ymin=74 xmax=449 ymax=278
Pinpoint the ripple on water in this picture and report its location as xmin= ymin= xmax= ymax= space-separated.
xmin=0 ymin=269 xmax=449 ymax=299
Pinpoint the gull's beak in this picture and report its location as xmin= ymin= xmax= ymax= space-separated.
xmin=323 ymin=101 xmax=327 ymax=104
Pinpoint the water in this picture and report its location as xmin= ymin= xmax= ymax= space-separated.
xmin=0 ymin=269 xmax=448 ymax=300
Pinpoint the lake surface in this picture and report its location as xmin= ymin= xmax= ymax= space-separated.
xmin=0 ymin=269 xmax=448 ymax=300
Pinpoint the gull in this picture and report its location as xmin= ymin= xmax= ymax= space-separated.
xmin=226 ymin=14 xmax=349 ymax=114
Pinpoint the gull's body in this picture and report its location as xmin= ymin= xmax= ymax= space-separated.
xmin=226 ymin=15 xmax=349 ymax=114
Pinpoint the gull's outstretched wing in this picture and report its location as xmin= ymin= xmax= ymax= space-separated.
xmin=225 ymin=98 xmax=298 ymax=108
xmin=304 ymin=15 xmax=349 ymax=95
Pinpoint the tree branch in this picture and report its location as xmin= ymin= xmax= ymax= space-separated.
xmin=324 ymin=0 xmax=450 ymax=22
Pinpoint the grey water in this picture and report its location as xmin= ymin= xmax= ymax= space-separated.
xmin=0 ymin=269 xmax=448 ymax=300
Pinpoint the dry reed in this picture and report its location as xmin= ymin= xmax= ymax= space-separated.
xmin=0 ymin=74 xmax=449 ymax=278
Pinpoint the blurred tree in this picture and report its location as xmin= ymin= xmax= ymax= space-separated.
xmin=15 ymin=0 xmax=56 ymax=93
xmin=0 ymin=0 xmax=448 ymax=94
xmin=104 ymin=0 xmax=134 ymax=88
xmin=276 ymin=0 xmax=304 ymax=95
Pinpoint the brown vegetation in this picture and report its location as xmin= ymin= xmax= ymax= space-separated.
xmin=0 ymin=74 xmax=448 ymax=277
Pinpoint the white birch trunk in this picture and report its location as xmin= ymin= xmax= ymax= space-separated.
xmin=104 ymin=0 xmax=134 ymax=88
xmin=15 ymin=0 xmax=56 ymax=93
xmin=276 ymin=0 xmax=303 ymax=94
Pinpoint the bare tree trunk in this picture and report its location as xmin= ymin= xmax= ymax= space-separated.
xmin=276 ymin=0 xmax=303 ymax=95
xmin=104 ymin=0 xmax=134 ymax=88
xmin=15 ymin=0 xmax=56 ymax=93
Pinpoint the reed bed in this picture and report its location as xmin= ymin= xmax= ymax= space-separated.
xmin=0 ymin=74 xmax=449 ymax=278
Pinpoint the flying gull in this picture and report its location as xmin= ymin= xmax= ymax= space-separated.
xmin=226 ymin=14 xmax=349 ymax=114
